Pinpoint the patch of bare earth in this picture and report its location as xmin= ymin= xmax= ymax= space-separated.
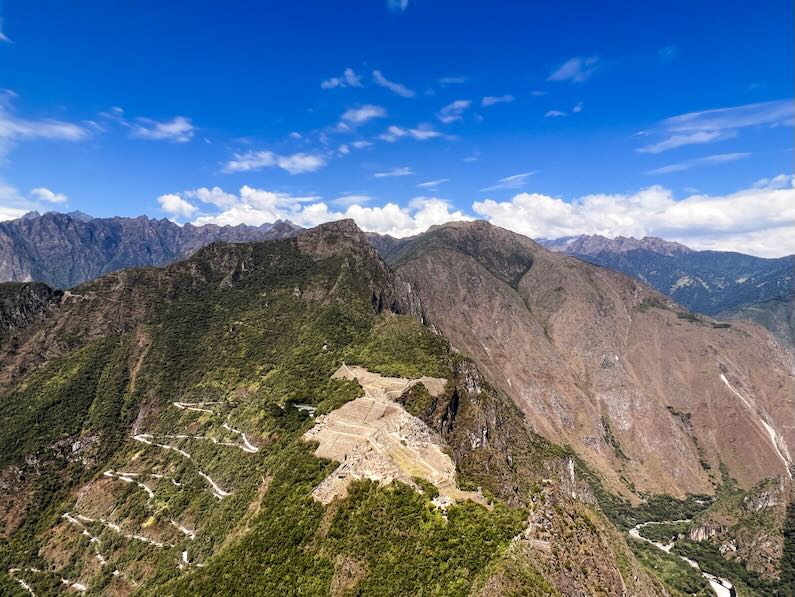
xmin=329 ymin=555 xmax=367 ymax=596
xmin=303 ymin=364 xmax=488 ymax=507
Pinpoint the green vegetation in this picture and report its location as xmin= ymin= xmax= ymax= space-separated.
xmin=575 ymin=458 xmax=712 ymax=531
xmin=638 ymin=521 xmax=689 ymax=544
xmin=601 ymin=415 xmax=629 ymax=462
xmin=782 ymin=502 xmax=795 ymax=593
xmin=0 ymin=236 xmax=553 ymax=596
xmin=344 ymin=312 xmax=449 ymax=379
xmin=629 ymin=541 xmax=711 ymax=596
xmin=673 ymin=540 xmax=781 ymax=596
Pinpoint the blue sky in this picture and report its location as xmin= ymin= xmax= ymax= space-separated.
xmin=0 ymin=0 xmax=793 ymax=255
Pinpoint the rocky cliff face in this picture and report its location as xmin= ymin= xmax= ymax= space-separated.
xmin=689 ymin=478 xmax=793 ymax=579
xmin=391 ymin=221 xmax=795 ymax=499
xmin=0 ymin=211 xmax=302 ymax=289
xmin=0 ymin=282 xmax=63 ymax=336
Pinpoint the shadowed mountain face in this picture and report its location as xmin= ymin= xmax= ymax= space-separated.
xmin=0 ymin=211 xmax=302 ymax=289
xmin=389 ymin=221 xmax=795 ymax=500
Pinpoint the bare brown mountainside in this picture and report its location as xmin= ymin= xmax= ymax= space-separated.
xmin=389 ymin=220 xmax=795 ymax=499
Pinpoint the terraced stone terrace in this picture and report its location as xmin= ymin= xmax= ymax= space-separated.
xmin=304 ymin=364 xmax=489 ymax=507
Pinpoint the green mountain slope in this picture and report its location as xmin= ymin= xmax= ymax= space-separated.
xmin=0 ymin=221 xmax=667 ymax=596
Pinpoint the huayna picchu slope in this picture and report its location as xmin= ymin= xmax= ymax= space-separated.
xmin=0 ymin=220 xmax=680 ymax=596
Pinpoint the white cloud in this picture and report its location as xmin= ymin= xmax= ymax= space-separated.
xmin=321 ymin=68 xmax=362 ymax=89
xmin=30 ymin=187 xmax=67 ymax=203
xmin=372 ymin=70 xmax=415 ymax=98
xmin=374 ymin=166 xmax=413 ymax=178
xmin=177 ymin=184 xmax=464 ymax=237
xmin=531 ymin=90 xmax=548 ymax=97
xmin=378 ymin=124 xmax=442 ymax=142
xmin=437 ymin=99 xmax=471 ymax=124
xmin=638 ymin=100 xmax=793 ymax=154
xmin=548 ymin=56 xmax=600 ymax=83
xmin=472 ymin=175 xmax=795 ymax=257
xmin=157 ymin=193 xmax=198 ymax=218
xmin=184 ymin=186 xmax=239 ymax=208
xmin=545 ymin=110 xmax=568 ymax=118
xmin=482 ymin=95 xmax=514 ymax=107
xmin=0 ymin=93 xmax=90 ymax=157
xmin=480 ymin=172 xmax=536 ymax=192
xmin=0 ymin=180 xmax=33 ymax=220
xmin=572 ymin=101 xmax=584 ymax=113
xmin=341 ymin=104 xmax=387 ymax=125
xmin=130 ymin=116 xmax=195 ymax=143
xmin=352 ymin=140 xmax=374 ymax=149
xmin=417 ymin=178 xmax=449 ymax=189
xmin=646 ymin=152 xmax=750 ymax=175
xmin=223 ymin=150 xmax=326 ymax=174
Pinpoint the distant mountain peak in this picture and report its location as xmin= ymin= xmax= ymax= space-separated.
xmin=542 ymin=234 xmax=692 ymax=256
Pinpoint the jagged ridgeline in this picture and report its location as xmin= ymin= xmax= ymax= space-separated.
xmin=0 ymin=221 xmax=670 ymax=596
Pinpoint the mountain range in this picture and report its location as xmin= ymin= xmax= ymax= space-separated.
xmin=0 ymin=211 xmax=301 ymax=289
xmin=0 ymin=219 xmax=792 ymax=595
xmin=539 ymin=234 xmax=795 ymax=348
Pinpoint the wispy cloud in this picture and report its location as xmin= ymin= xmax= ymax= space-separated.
xmin=387 ymin=0 xmax=409 ymax=12
xmin=572 ymin=101 xmax=583 ymax=113
xmin=657 ymin=45 xmax=677 ymax=65
xmin=645 ymin=152 xmax=750 ymax=175
xmin=130 ymin=116 xmax=195 ymax=143
xmin=223 ymin=150 xmax=327 ymax=174
xmin=545 ymin=110 xmax=568 ymax=118
xmin=101 ymin=107 xmax=196 ymax=143
xmin=332 ymin=194 xmax=373 ymax=207
xmin=374 ymin=166 xmax=413 ymax=178
xmin=321 ymin=68 xmax=362 ymax=89
xmin=417 ymin=178 xmax=449 ymax=189
xmin=531 ymin=90 xmax=548 ymax=97
xmin=340 ymin=104 xmax=387 ymax=125
xmin=482 ymin=95 xmax=514 ymax=107
xmin=438 ymin=76 xmax=468 ymax=86
xmin=548 ymin=55 xmax=600 ymax=83
xmin=378 ymin=124 xmax=443 ymax=142
xmin=0 ymin=3 xmax=10 ymax=43
xmin=638 ymin=99 xmax=793 ymax=154
xmin=437 ymin=99 xmax=471 ymax=123
xmin=373 ymin=70 xmax=415 ymax=98
xmin=480 ymin=172 xmax=536 ymax=192
xmin=0 ymin=92 xmax=90 ymax=156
